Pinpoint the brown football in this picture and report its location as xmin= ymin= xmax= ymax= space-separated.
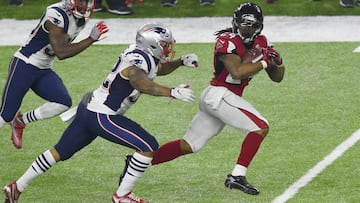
xmin=241 ymin=47 xmax=263 ymax=64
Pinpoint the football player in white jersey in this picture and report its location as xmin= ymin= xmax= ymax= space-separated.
xmin=3 ymin=22 xmax=199 ymax=203
xmin=151 ymin=2 xmax=285 ymax=196
xmin=0 ymin=0 xmax=109 ymax=149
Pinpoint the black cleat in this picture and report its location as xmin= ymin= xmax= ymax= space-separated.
xmin=118 ymin=155 xmax=132 ymax=186
xmin=224 ymin=174 xmax=260 ymax=195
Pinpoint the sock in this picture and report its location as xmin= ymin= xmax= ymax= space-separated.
xmin=151 ymin=139 xmax=183 ymax=165
xmin=0 ymin=116 xmax=6 ymax=128
xmin=16 ymin=150 xmax=56 ymax=192
xmin=231 ymin=164 xmax=247 ymax=177
xmin=237 ymin=132 xmax=264 ymax=168
xmin=22 ymin=102 xmax=68 ymax=124
xmin=116 ymin=152 xmax=151 ymax=196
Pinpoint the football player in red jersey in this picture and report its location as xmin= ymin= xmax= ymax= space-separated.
xmin=152 ymin=2 xmax=285 ymax=195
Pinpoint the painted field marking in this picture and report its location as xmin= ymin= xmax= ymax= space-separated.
xmin=272 ymin=129 xmax=360 ymax=203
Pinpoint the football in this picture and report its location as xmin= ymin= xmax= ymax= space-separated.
xmin=241 ymin=46 xmax=264 ymax=64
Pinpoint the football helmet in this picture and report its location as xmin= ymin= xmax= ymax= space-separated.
xmin=232 ymin=2 xmax=263 ymax=44
xmin=63 ymin=0 xmax=95 ymax=19
xmin=135 ymin=23 xmax=175 ymax=61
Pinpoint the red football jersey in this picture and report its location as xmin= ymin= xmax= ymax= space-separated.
xmin=210 ymin=32 xmax=268 ymax=96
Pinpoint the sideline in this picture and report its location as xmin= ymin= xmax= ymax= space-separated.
xmin=1 ymin=16 xmax=360 ymax=46
xmin=271 ymin=129 xmax=360 ymax=203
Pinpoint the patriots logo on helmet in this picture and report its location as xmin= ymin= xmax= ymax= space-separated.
xmin=144 ymin=27 xmax=166 ymax=35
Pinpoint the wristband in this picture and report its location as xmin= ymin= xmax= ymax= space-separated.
xmin=260 ymin=60 xmax=268 ymax=69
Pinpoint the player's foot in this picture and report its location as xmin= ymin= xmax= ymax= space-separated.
xmin=3 ymin=181 xmax=21 ymax=203
xmin=10 ymin=112 xmax=26 ymax=149
xmin=118 ymin=155 xmax=132 ymax=186
xmin=224 ymin=174 xmax=260 ymax=195
xmin=112 ymin=192 xmax=148 ymax=203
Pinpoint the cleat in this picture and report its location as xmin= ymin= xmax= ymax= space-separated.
xmin=112 ymin=192 xmax=148 ymax=203
xmin=224 ymin=174 xmax=260 ymax=195
xmin=10 ymin=112 xmax=26 ymax=149
xmin=118 ymin=155 xmax=132 ymax=186
xmin=3 ymin=181 xmax=21 ymax=203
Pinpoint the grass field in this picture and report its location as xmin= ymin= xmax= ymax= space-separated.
xmin=1 ymin=42 xmax=360 ymax=202
xmin=1 ymin=0 xmax=360 ymax=202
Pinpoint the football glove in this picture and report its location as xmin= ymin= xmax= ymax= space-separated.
xmin=267 ymin=47 xmax=283 ymax=66
xmin=89 ymin=21 xmax=109 ymax=42
xmin=181 ymin=54 xmax=199 ymax=68
xmin=170 ymin=84 xmax=195 ymax=103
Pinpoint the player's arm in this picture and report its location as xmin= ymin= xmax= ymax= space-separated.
xmin=122 ymin=66 xmax=195 ymax=103
xmin=219 ymin=53 xmax=264 ymax=80
xmin=45 ymin=20 xmax=93 ymax=60
xmin=157 ymin=54 xmax=199 ymax=76
xmin=263 ymin=47 xmax=285 ymax=82
xmin=265 ymin=64 xmax=285 ymax=82
xmin=124 ymin=65 xmax=172 ymax=97
xmin=157 ymin=59 xmax=183 ymax=76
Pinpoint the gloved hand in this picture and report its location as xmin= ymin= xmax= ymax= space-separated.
xmin=267 ymin=47 xmax=283 ymax=66
xmin=88 ymin=21 xmax=109 ymax=42
xmin=260 ymin=48 xmax=271 ymax=69
xmin=181 ymin=54 xmax=199 ymax=68
xmin=170 ymin=84 xmax=195 ymax=103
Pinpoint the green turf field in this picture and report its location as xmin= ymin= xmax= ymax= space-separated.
xmin=1 ymin=1 xmax=360 ymax=203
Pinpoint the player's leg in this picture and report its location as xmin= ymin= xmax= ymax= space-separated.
xmin=95 ymin=112 xmax=156 ymax=203
xmin=152 ymin=110 xmax=224 ymax=165
xmin=25 ymin=69 xmax=72 ymax=124
xmin=3 ymin=148 xmax=59 ymax=203
xmin=3 ymin=107 xmax=94 ymax=202
xmin=219 ymin=94 xmax=269 ymax=195
xmin=0 ymin=57 xmax=37 ymax=148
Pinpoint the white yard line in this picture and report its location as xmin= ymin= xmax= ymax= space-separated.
xmin=272 ymin=129 xmax=360 ymax=203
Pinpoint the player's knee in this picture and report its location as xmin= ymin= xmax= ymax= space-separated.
xmin=146 ymin=136 xmax=159 ymax=152
xmin=60 ymin=96 xmax=72 ymax=107
xmin=255 ymin=128 xmax=269 ymax=138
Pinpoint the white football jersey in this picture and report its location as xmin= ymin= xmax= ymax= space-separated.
xmin=14 ymin=2 xmax=88 ymax=69
xmin=87 ymin=44 xmax=159 ymax=115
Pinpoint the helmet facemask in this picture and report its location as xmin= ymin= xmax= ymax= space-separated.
xmin=159 ymin=40 xmax=175 ymax=61
xmin=65 ymin=0 xmax=95 ymax=19
xmin=232 ymin=3 xmax=263 ymax=45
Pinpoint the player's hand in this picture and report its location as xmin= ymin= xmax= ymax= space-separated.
xmin=88 ymin=21 xmax=109 ymax=42
xmin=181 ymin=54 xmax=199 ymax=68
xmin=267 ymin=47 xmax=283 ymax=66
xmin=170 ymin=84 xmax=195 ymax=103
xmin=261 ymin=48 xmax=270 ymax=69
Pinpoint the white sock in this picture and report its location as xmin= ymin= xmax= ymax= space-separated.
xmin=231 ymin=164 xmax=247 ymax=177
xmin=0 ymin=116 xmax=6 ymax=128
xmin=17 ymin=150 xmax=56 ymax=192
xmin=22 ymin=102 xmax=68 ymax=124
xmin=116 ymin=152 xmax=152 ymax=196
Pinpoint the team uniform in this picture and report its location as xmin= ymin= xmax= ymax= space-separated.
xmin=183 ymin=32 xmax=269 ymax=152
xmin=3 ymin=22 xmax=198 ymax=203
xmin=55 ymin=45 xmax=159 ymax=161
xmin=0 ymin=2 xmax=88 ymax=124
